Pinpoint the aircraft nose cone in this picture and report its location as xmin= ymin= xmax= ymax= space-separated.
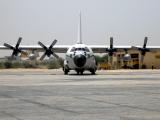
xmin=74 ymin=54 xmax=86 ymax=67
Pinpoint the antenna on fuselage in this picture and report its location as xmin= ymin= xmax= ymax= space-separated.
xmin=77 ymin=12 xmax=82 ymax=44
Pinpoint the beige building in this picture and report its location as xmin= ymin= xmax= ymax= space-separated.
xmin=112 ymin=50 xmax=160 ymax=69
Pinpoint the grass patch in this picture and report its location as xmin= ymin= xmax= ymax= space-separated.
xmin=0 ymin=57 xmax=64 ymax=69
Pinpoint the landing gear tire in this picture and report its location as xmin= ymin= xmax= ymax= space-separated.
xmin=80 ymin=70 xmax=83 ymax=75
xmin=64 ymin=68 xmax=69 ymax=75
xmin=76 ymin=70 xmax=83 ymax=75
xmin=91 ymin=71 xmax=95 ymax=75
xmin=90 ymin=69 xmax=95 ymax=75
xmin=76 ymin=70 xmax=80 ymax=75
xmin=64 ymin=70 xmax=68 ymax=75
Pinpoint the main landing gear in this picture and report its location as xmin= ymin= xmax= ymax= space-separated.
xmin=63 ymin=67 xmax=69 ymax=75
xmin=90 ymin=69 xmax=95 ymax=75
xmin=63 ymin=67 xmax=96 ymax=75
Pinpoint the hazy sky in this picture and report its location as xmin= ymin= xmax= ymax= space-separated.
xmin=0 ymin=0 xmax=160 ymax=48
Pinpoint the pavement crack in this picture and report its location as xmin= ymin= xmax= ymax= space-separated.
xmin=0 ymin=111 xmax=23 ymax=120
xmin=0 ymin=94 xmax=13 ymax=98
xmin=21 ymin=99 xmax=80 ymax=114
xmin=75 ymin=96 xmax=160 ymax=113
xmin=0 ymin=93 xmax=81 ymax=115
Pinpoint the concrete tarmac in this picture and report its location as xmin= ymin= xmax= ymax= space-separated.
xmin=0 ymin=69 xmax=160 ymax=120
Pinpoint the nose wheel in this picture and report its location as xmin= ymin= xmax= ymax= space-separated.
xmin=90 ymin=69 xmax=96 ymax=75
xmin=76 ymin=70 xmax=84 ymax=75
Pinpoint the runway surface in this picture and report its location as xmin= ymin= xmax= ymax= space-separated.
xmin=0 ymin=69 xmax=160 ymax=120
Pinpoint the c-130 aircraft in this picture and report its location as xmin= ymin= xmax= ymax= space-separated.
xmin=0 ymin=13 xmax=160 ymax=75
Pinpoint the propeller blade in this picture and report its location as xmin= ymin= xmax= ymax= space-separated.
xmin=12 ymin=49 xmax=21 ymax=56
xmin=4 ymin=37 xmax=24 ymax=58
xmin=143 ymin=37 xmax=148 ymax=48
xmin=40 ymin=53 xmax=46 ymax=61
xmin=39 ymin=39 xmax=58 ymax=60
xmin=110 ymin=37 xmax=113 ymax=49
xmin=49 ymin=39 xmax=57 ymax=49
xmin=106 ymin=37 xmax=117 ymax=56
xmin=106 ymin=47 xmax=110 ymax=51
xmin=124 ymin=48 xmax=128 ymax=54
xmin=4 ymin=43 xmax=14 ymax=50
xmin=52 ymin=52 xmax=59 ymax=58
xmin=109 ymin=56 xmax=113 ymax=69
xmin=16 ymin=37 xmax=22 ymax=48
xmin=12 ymin=51 xmax=17 ymax=57
xmin=38 ymin=41 xmax=47 ymax=50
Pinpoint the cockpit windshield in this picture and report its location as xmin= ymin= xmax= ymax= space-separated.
xmin=75 ymin=48 xmax=85 ymax=51
xmin=70 ymin=47 xmax=76 ymax=52
xmin=70 ymin=47 xmax=90 ymax=52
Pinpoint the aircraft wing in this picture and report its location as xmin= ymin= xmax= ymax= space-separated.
xmin=148 ymin=46 xmax=160 ymax=52
xmin=89 ymin=45 xmax=132 ymax=53
xmin=90 ymin=45 xmax=160 ymax=53
xmin=0 ymin=45 xmax=70 ymax=53
xmin=1 ymin=45 xmax=160 ymax=53
xmin=131 ymin=46 xmax=160 ymax=52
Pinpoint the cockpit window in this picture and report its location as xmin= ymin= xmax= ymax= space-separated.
xmin=70 ymin=47 xmax=75 ymax=52
xmin=70 ymin=47 xmax=90 ymax=52
xmin=75 ymin=48 xmax=85 ymax=51
xmin=85 ymin=47 xmax=90 ymax=52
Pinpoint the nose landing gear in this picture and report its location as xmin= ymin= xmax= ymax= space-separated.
xmin=90 ymin=69 xmax=96 ymax=75
xmin=76 ymin=70 xmax=84 ymax=75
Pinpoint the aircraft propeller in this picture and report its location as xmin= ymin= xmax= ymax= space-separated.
xmin=4 ymin=37 xmax=24 ymax=58
xmin=38 ymin=39 xmax=59 ymax=60
xmin=132 ymin=37 xmax=150 ymax=68
xmin=106 ymin=37 xmax=117 ymax=69
xmin=106 ymin=37 xmax=117 ymax=56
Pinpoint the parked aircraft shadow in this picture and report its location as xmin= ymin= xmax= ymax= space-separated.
xmin=68 ymin=73 xmax=96 ymax=76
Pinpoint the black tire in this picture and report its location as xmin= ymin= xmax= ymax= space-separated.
xmin=80 ymin=70 xmax=83 ymax=75
xmin=64 ymin=69 xmax=69 ymax=75
xmin=91 ymin=71 xmax=95 ymax=75
xmin=76 ymin=70 xmax=83 ymax=75
xmin=90 ymin=69 xmax=95 ymax=75
xmin=77 ymin=70 xmax=80 ymax=75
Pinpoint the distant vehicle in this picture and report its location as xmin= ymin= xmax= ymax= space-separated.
xmin=0 ymin=13 xmax=160 ymax=74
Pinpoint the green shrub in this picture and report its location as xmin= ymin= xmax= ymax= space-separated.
xmin=58 ymin=57 xmax=64 ymax=67
xmin=95 ymin=55 xmax=108 ymax=63
xmin=12 ymin=61 xmax=23 ymax=68
xmin=0 ymin=57 xmax=64 ymax=69
xmin=47 ymin=59 xmax=61 ymax=69
xmin=4 ymin=61 xmax=12 ymax=68
xmin=0 ymin=62 xmax=5 ymax=69
xmin=22 ymin=62 xmax=37 ymax=68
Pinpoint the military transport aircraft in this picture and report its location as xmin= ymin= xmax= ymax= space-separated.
xmin=0 ymin=13 xmax=160 ymax=75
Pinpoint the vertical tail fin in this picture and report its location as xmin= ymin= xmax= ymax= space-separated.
xmin=77 ymin=12 xmax=82 ymax=44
